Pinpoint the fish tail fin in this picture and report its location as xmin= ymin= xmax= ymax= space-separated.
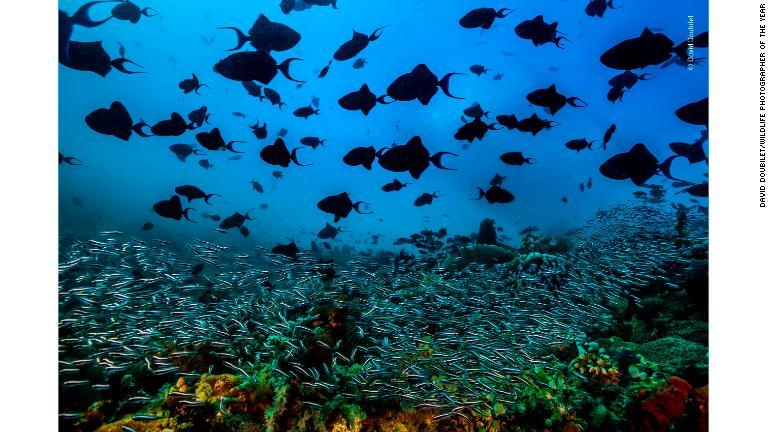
xmin=376 ymin=95 xmax=394 ymax=105
xmin=182 ymin=208 xmax=198 ymax=223
xmin=70 ymin=1 xmax=114 ymax=28
xmin=63 ymin=157 xmax=84 ymax=165
xmin=438 ymin=73 xmax=465 ymax=99
xmin=554 ymin=36 xmax=570 ymax=48
xmin=472 ymin=187 xmax=485 ymax=200
xmin=278 ymin=58 xmax=305 ymax=83
xmin=141 ymin=7 xmax=158 ymax=17
xmin=659 ymin=155 xmax=684 ymax=181
xmin=245 ymin=209 xmax=256 ymax=220
xmin=352 ymin=202 xmax=373 ymax=214
xmin=225 ymin=141 xmax=245 ymax=153
xmin=331 ymin=0 xmax=339 ymax=8
xmin=195 ymin=84 xmax=211 ymax=94
xmin=504 ymin=115 xmax=518 ymax=129
xmin=204 ymin=194 xmax=221 ymax=204
xmin=430 ymin=152 xmax=458 ymax=170
xmin=111 ymin=57 xmax=144 ymax=74
xmin=291 ymin=148 xmax=312 ymax=166
xmin=370 ymin=26 xmax=386 ymax=41
xmin=132 ymin=122 xmax=152 ymax=137
xmin=672 ymin=43 xmax=689 ymax=60
xmin=496 ymin=8 xmax=514 ymax=17
xmin=566 ymin=97 xmax=588 ymax=107
xmin=218 ymin=27 xmax=248 ymax=51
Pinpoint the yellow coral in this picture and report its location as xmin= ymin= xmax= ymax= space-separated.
xmin=329 ymin=417 xmax=363 ymax=432
xmin=195 ymin=374 xmax=242 ymax=404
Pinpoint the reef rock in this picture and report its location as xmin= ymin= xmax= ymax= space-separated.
xmin=639 ymin=336 xmax=707 ymax=374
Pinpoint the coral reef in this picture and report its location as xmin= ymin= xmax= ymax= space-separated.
xmin=639 ymin=337 xmax=708 ymax=375
xmin=477 ymin=218 xmax=498 ymax=245
xmin=61 ymin=206 xmax=708 ymax=432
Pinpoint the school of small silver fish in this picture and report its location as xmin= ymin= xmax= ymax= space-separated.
xmin=59 ymin=202 xmax=707 ymax=422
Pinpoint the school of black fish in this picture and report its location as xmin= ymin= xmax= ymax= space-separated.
xmin=61 ymin=1 xmax=709 ymax=229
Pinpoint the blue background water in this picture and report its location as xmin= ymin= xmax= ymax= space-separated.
xmin=59 ymin=0 xmax=708 ymax=250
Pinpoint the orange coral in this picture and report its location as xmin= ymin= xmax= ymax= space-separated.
xmin=633 ymin=376 xmax=708 ymax=432
xmin=691 ymin=385 xmax=709 ymax=432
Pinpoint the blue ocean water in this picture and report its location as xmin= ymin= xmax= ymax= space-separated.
xmin=59 ymin=0 xmax=708 ymax=249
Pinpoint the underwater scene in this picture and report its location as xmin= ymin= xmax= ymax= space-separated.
xmin=59 ymin=0 xmax=709 ymax=431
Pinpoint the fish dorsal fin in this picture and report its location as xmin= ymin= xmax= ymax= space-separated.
xmin=256 ymin=14 xmax=270 ymax=25
xmin=110 ymin=101 xmax=127 ymax=114
xmin=548 ymin=84 xmax=557 ymax=92
xmin=405 ymin=136 xmax=422 ymax=147
xmin=352 ymin=30 xmax=366 ymax=39
xmin=641 ymin=28 xmax=655 ymax=38
xmin=360 ymin=83 xmax=370 ymax=93
xmin=534 ymin=15 xmax=544 ymax=22
xmin=171 ymin=112 xmax=184 ymax=122
xmin=629 ymin=143 xmax=649 ymax=156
